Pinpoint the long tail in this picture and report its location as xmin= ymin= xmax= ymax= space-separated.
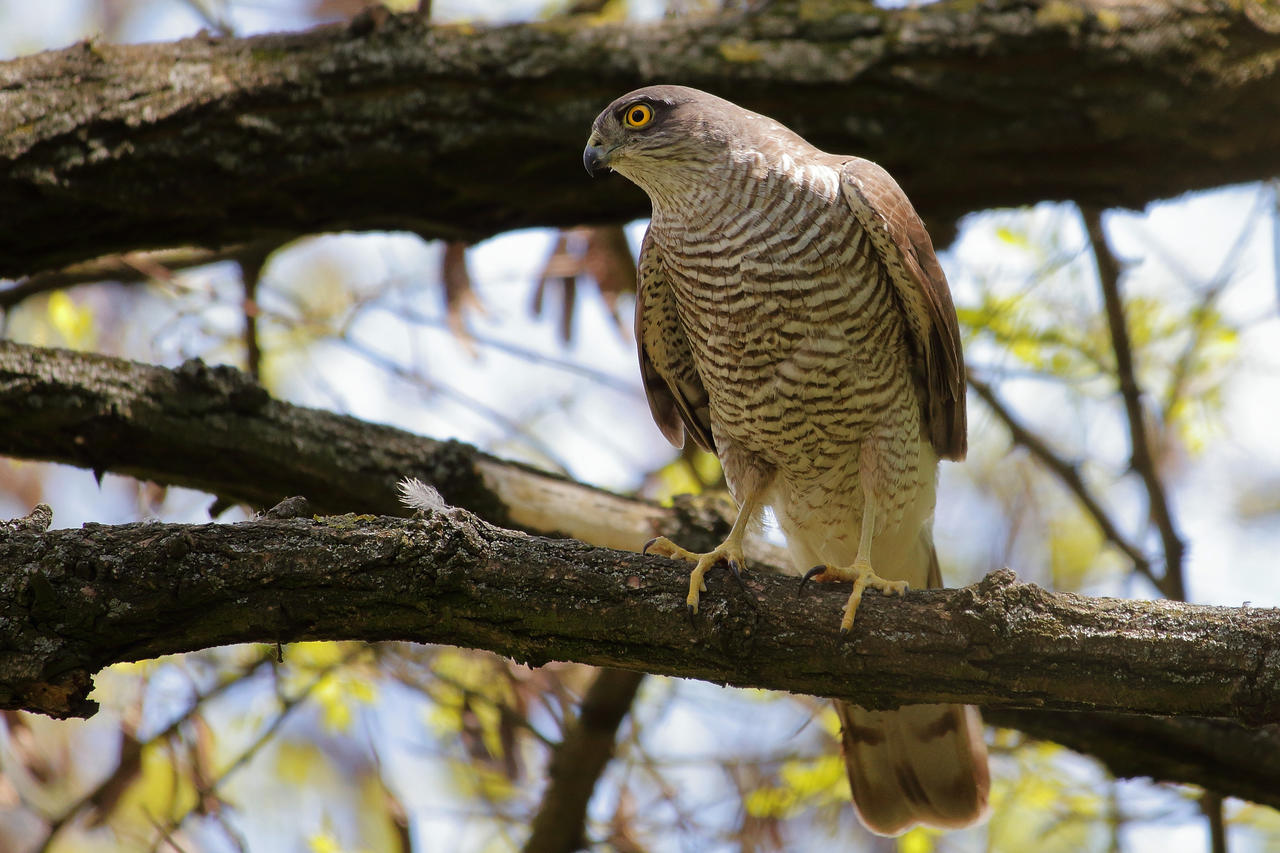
xmin=837 ymin=700 xmax=988 ymax=835
xmin=838 ymin=538 xmax=988 ymax=835
xmin=785 ymin=515 xmax=989 ymax=835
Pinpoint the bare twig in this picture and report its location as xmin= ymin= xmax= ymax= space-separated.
xmin=35 ymin=651 xmax=277 ymax=853
xmin=0 ymin=245 xmax=279 ymax=311
xmin=237 ymin=247 xmax=273 ymax=381
xmin=336 ymin=335 xmax=574 ymax=475
xmin=380 ymin=303 xmax=638 ymax=395
xmin=967 ymin=372 xmax=1156 ymax=587
xmin=1081 ymin=205 xmax=1187 ymax=601
xmin=1201 ymin=790 xmax=1228 ymax=853
xmin=151 ymin=649 xmax=365 ymax=845
xmin=523 ymin=669 xmax=645 ymax=853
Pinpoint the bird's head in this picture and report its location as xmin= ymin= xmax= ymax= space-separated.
xmin=583 ymin=85 xmax=746 ymax=195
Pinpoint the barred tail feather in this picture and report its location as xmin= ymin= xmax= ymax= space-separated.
xmin=787 ymin=519 xmax=990 ymax=835
xmin=837 ymin=701 xmax=989 ymax=835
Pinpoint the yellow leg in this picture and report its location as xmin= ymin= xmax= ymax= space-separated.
xmin=645 ymin=493 xmax=759 ymax=614
xmin=800 ymin=494 xmax=909 ymax=633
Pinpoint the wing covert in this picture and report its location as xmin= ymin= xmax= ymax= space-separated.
xmin=635 ymin=228 xmax=714 ymax=452
xmin=839 ymin=159 xmax=967 ymax=460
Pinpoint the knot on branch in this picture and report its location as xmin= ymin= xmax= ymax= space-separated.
xmin=18 ymin=668 xmax=95 ymax=720
xmin=175 ymin=359 xmax=269 ymax=414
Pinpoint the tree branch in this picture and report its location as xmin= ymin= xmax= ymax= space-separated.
xmin=523 ymin=669 xmax=644 ymax=853
xmin=2 ymin=0 xmax=1280 ymax=276
xmin=0 ymin=340 xmax=794 ymax=564
xmin=968 ymin=373 xmax=1159 ymax=586
xmin=985 ymin=709 xmax=1280 ymax=813
xmin=1082 ymin=205 xmax=1188 ymax=600
xmin=4 ymin=507 xmax=1278 ymax=724
xmin=0 ymin=244 xmax=279 ymax=310
xmin=2 ymin=507 xmax=1279 ymax=804
xmin=3 ymin=341 xmax=1280 ymax=808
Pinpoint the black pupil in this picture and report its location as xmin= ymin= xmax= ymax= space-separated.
xmin=631 ymin=108 xmax=645 ymax=123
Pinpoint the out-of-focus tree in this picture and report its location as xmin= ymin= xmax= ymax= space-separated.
xmin=1 ymin=2 xmax=1279 ymax=852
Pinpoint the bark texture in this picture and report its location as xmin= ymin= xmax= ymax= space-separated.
xmin=2 ymin=508 xmax=1279 ymax=806
xmin=2 ymin=341 xmax=1280 ymax=808
xmin=2 ymin=0 xmax=1280 ymax=276
xmin=0 ymin=341 xmax=788 ymax=563
xmin=2 ymin=505 xmax=1278 ymax=723
xmin=986 ymin=709 xmax=1280 ymax=814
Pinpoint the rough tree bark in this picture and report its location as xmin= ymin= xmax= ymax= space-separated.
xmin=2 ymin=504 xmax=1279 ymax=805
xmin=1 ymin=341 xmax=1280 ymax=811
xmin=2 ymin=0 xmax=1280 ymax=276
xmin=0 ymin=340 xmax=787 ymax=562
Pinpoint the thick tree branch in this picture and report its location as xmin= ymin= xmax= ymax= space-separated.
xmin=0 ymin=340 xmax=794 ymax=564
xmin=3 ymin=341 xmax=1280 ymax=808
xmin=2 ymin=508 xmax=1279 ymax=807
xmin=985 ymin=709 xmax=1280 ymax=813
xmin=2 ymin=0 xmax=1280 ymax=276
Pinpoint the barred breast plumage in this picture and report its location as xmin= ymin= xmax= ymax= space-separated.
xmin=586 ymin=85 xmax=987 ymax=837
xmin=648 ymin=145 xmax=925 ymax=570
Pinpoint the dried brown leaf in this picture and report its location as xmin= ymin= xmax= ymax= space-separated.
xmin=441 ymin=241 xmax=485 ymax=357
xmin=534 ymin=226 xmax=636 ymax=343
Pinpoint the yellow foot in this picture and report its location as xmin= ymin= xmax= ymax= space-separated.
xmin=643 ymin=536 xmax=746 ymax=615
xmin=800 ymin=559 xmax=909 ymax=634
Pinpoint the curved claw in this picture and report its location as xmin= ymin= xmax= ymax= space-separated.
xmin=642 ymin=536 xmax=659 ymax=555
xmin=726 ymin=559 xmax=749 ymax=593
xmin=685 ymin=602 xmax=697 ymax=626
xmin=798 ymin=564 xmax=826 ymax=594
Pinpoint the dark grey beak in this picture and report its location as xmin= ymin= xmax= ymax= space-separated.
xmin=583 ymin=144 xmax=610 ymax=177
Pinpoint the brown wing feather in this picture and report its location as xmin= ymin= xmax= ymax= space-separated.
xmin=636 ymin=228 xmax=715 ymax=452
xmin=839 ymin=159 xmax=967 ymax=460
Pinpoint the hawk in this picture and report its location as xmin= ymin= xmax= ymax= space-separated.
xmin=584 ymin=86 xmax=989 ymax=835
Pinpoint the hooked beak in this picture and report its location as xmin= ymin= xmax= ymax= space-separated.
xmin=583 ymin=142 xmax=611 ymax=177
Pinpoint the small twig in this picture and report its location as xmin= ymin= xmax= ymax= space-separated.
xmin=35 ymin=652 xmax=276 ymax=853
xmin=151 ymin=649 xmax=365 ymax=845
xmin=237 ymin=248 xmax=272 ymax=381
xmin=1081 ymin=205 xmax=1186 ymax=601
xmin=180 ymin=0 xmax=235 ymax=36
xmin=379 ymin=302 xmax=638 ymax=395
xmin=1 ymin=245 xmax=280 ymax=311
xmin=1201 ymin=790 xmax=1227 ymax=853
xmin=336 ymin=335 xmax=574 ymax=475
xmin=967 ymin=373 xmax=1156 ymax=587
xmin=1138 ymin=189 xmax=1270 ymax=425
xmin=522 ymin=669 xmax=645 ymax=853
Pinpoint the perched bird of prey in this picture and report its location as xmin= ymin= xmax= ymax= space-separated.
xmin=584 ymin=85 xmax=989 ymax=835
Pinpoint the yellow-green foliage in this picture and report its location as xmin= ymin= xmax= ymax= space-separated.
xmin=426 ymin=650 xmax=518 ymax=799
xmin=718 ymin=40 xmax=763 ymax=63
xmin=282 ymin=642 xmax=378 ymax=732
xmin=46 ymin=291 xmax=97 ymax=350
xmin=654 ymin=449 xmax=723 ymax=505
xmin=745 ymin=708 xmax=848 ymax=820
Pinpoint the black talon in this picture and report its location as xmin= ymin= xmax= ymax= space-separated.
xmin=643 ymin=537 xmax=659 ymax=555
xmin=727 ymin=559 xmax=749 ymax=593
xmin=686 ymin=603 xmax=697 ymax=625
xmin=799 ymin=565 xmax=826 ymax=594
xmin=839 ymin=625 xmax=850 ymax=638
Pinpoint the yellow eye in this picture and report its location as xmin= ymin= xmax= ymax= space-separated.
xmin=624 ymin=104 xmax=654 ymax=128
